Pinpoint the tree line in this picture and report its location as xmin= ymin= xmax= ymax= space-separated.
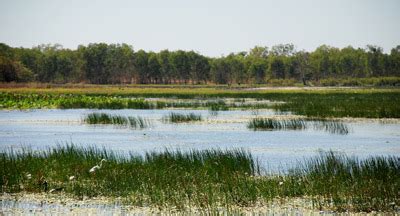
xmin=1 ymin=42 xmax=399 ymax=84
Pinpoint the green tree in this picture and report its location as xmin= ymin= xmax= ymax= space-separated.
xmin=147 ymin=52 xmax=161 ymax=84
xmin=158 ymin=50 xmax=172 ymax=84
xmin=170 ymin=51 xmax=191 ymax=84
xmin=366 ymin=45 xmax=385 ymax=77
xmin=189 ymin=52 xmax=210 ymax=84
xmin=133 ymin=50 xmax=149 ymax=84
xmin=248 ymin=59 xmax=267 ymax=84
xmin=211 ymin=58 xmax=231 ymax=84
xmin=79 ymin=43 xmax=109 ymax=84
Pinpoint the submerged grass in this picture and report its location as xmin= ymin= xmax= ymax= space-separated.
xmin=163 ymin=112 xmax=202 ymax=123
xmin=84 ymin=113 xmax=149 ymax=129
xmin=0 ymin=146 xmax=398 ymax=212
xmin=248 ymin=118 xmax=349 ymax=135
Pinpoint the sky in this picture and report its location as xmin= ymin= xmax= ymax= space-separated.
xmin=0 ymin=0 xmax=399 ymax=56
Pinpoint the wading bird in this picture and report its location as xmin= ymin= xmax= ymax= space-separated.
xmin=89 ymin=159 xmax=107 ymax=173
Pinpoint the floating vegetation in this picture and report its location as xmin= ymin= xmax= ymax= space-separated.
xmin=248 ymin=118 xmax=349 ymax=135
xmin=83 ymin=113 xmax=149 ymax=129
xmin=163 ymin=112 xmax=202 ymax=123
xmin=0 ymin=146 xmax=398 ymax=212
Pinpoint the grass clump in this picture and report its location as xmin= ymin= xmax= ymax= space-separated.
xmin=310 ymin=118 xmax=350 ymax=135
xmin=163 ymin=112 xmax=202 ymax=123
xmin=0 ymin=146 xmax=398 ymax=212
xmin=127 ymin=116 xmax=149 ymax=129
xmin=84 ymin=113 xmax=149 ymax=129
xmin=248 ymin=118 xmax=306 ymax=130
xmin=248 ymin=118 xmax=349 ymax=135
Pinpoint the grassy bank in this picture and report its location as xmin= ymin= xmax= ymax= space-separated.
xmin=1 ymin=146 xmax=398 ymax=212
xmin=1 ymin=87 xmax=400 ymax=118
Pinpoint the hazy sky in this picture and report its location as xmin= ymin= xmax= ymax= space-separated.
xmin=0 ymin=0 xmax=399 ymax=56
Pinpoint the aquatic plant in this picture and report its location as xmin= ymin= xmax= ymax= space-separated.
xmin=0 ymin=146 xmax=398 ymax=212
xmin=128 ymin=116 xmax=150 ymax=129
xmin=295 ymin=151 xmax=400 ymax=211
xmin=247 ymin=118 xmax=349 ymax=135
xmin=248 ymin=118 xmax=307 ymax=130
xmin=1 ymin=88 xmax=399 ymax=118
xmin=83 ymin=113 xmax=149 ymax=129
xmin=163 ymin=112 xmax=202 ymax=123
xmin=207 ymin=100 xmax=229 ymax=111
xmin=310 ymin=118 xmax=350 ymax=135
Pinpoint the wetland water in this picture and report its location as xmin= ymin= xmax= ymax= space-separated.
xmin=0 ymin=109 xmax=399 ymax=172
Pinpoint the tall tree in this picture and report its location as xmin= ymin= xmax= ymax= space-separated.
xmin=133 ymin=50 xmax=149 ymax=84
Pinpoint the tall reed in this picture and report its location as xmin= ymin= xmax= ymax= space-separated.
xmin=84 ymin=113 xmax=149 ymax=129
xmin=248 ymin=118 xmax=349 ymax=135
xmin=0 ymin=146 xmax=398 ymax=212
xmin=163 ymin=112 xmax=202 ymax=123
xmin=248 ymin=118 xmax=307 ymax=130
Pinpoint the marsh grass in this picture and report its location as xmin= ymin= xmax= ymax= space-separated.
xmin=2 ymin=89 xmax=399 ymax=118
xmin=128 ymin=116 xmax=149 ymax=129
xmin=311 ymin=118 xmax=350 ymax=135
xmin=84 ymin=113 xmax=150 ymax=129
xmin=163 ymin=112 xmax=202 ymax=123
xmin=0 ymin=146 xmax=398 ymax=212
xmin=0 ymin=146 xmax=259 ymax=210
xmin=248 ymin=118 xmax=307 ymax=130
xmin=295 ymin=152 xmax=400 ymax=212
xmin=248 ymin=118 xmax=349 ymax=135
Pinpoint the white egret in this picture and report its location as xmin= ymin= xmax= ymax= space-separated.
xmin=69 ymin=176 xmax=76 ymax=181
xmin=89 ymin=159 xmax=107 ymax=173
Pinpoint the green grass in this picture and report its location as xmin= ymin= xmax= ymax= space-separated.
xmin=163 ymin=112 xmax=202 ymax=123
xmin=272 ymin=92 xmax=400 ymax=118
xmin=311 ymin=118 xmax=350 ymax=135
xmin=248 ymin=118 xmax=307 ymax=130
xmin=84 ymin=113 xmax=149 ymax=129
xmin=296 ymin=152 xmax=400 ymax=211
xmin=0 ymin=146 xmax=398 ymax=212
xmin=1 ymin=87 xmax=400 ymax=118
xmin=248 ymin=118 xmax=349 ymax=135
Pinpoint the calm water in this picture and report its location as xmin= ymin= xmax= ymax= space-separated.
xmin=0 ymin=109 xmax=399 ymax=172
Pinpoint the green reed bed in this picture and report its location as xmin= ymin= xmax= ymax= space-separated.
xmin=271 ymin=91 xmax=400 ymax=118
xmin=0 ymin=93 xmax=157 ymax=109
xmin=0 ymin=146 xmax=398 ymax=212
xmin=311 ymin=118 xmax=350 ymax=135
xmin=248 ymin=118 xmax=307 ymax=131
xmin=295 ymin=152 xmax=400 ymax=212
xmin=248 ymin=118 xmax=349 ymax=135
xmin=163 ymin=112 xmax=202 ymax=123
xmin=0 ymin=146 xmax=259 ymax=210
xmin=1 ymin=89 xmax=400 ymax=118
xmin=84 ymin=113 xmax=149 ymax=129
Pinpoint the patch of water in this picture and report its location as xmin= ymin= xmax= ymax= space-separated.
xmin=0 ymin=109 xmax=399 ymax=172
